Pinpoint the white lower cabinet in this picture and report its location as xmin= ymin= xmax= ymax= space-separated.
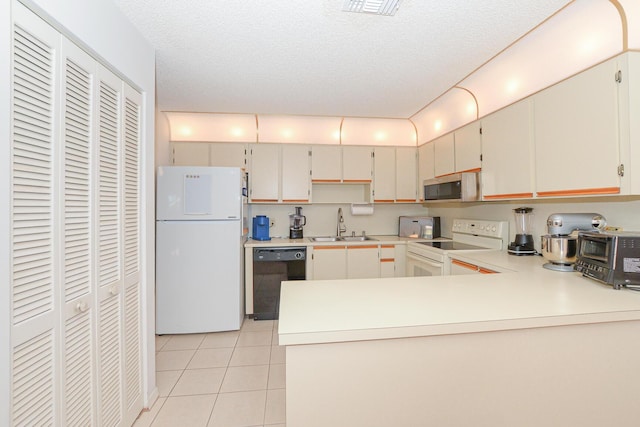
xmin=310 ymin=244 xmax=403 ymax=280
xmin=312 ymin=246 xmax=347 ymax=280
xmin=347 ymin=246 xmax=380 ymax=279
xmin=379 ymin=245 xmax=396 ymax=278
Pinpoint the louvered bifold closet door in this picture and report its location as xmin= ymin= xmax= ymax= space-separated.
xmin=10 ymin=4 xmax=60 ymax=426
xmin=60 ymin=37 xmax=97 ymax=427
xmin=122 ymin=84 xmax=143 ymax=427
xmin=96 ymin=65 xmax=124 ymax=427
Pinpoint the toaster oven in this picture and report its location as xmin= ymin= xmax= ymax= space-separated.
xmin=575 ymin=231 xmax=640 ymax=289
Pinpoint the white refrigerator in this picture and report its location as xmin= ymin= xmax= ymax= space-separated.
xmin=156 ymin=166 xmax=246 ymax=334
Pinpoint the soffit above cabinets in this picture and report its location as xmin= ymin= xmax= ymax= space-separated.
xmin=165 ymin=113 xmax=417 ymax=146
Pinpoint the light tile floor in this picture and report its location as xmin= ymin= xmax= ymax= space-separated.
xmin=133 ymin=319 xmax=286 ymax=427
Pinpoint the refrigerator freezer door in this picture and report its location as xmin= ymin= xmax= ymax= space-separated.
xmin=156 ymin=220 xmax=243 ymax=333
xmin=157 ymin=166 xmax=242 ymax=220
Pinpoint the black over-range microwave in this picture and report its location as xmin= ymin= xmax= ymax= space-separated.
xmin=575 ymin=231 xmax=640 ymax=289
xmin=423 ymin=172 xmax=480 ymax=203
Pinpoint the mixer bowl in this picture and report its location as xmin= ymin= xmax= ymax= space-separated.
xmin=540 ymin=235 xmax=577 ymax=271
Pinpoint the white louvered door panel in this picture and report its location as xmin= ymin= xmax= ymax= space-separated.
xmin=97 ymin=65 xmax=124 ymax=427
xmin=122 ymin=84 xmax=143 ymax=426
xmin=10 ymin=3 xmax=60 ymax=426
xmin=60 ymin=36 xmax=96 ymax=427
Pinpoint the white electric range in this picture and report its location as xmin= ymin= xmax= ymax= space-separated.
xmin=406 ymin=219 xmax=509 ymax=277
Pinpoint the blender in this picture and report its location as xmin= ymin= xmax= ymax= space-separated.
xmin=289 ymin=206 xmax=306 ymax=239
xmin=508 ymin=207 xmax=536 ymax=255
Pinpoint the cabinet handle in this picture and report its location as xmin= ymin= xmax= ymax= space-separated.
xmin=451 ymin=259 xmax=478 ymax=271
xmin=75 ymin=302 xmax=89 ymax=313
xmin=348 ymin=245 xmax=378 ymax=249
xmin=479 ymin=268 xmax=497 ymax=274
xmin=109 ymin=286 xmax=119 ymax=296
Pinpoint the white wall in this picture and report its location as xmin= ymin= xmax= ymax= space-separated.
xmin=1 ymin=0 xmax=158 ymax=418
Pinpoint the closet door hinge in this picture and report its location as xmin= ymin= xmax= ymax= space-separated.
xmin=618 ymin=164 xmax=625 ymax=177
xmin=615 ymin=70 xmax=623 ymax=83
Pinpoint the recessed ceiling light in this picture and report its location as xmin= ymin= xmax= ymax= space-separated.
xmin=342 ymin=0 xmax=402 ymax=16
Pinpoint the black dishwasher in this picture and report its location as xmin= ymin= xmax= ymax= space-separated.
xmin=252 ymin=247 xmax=306 ymax=320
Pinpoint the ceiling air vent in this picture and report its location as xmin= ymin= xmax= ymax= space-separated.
xmin=342 ymin=0 xmax=402 ymax=16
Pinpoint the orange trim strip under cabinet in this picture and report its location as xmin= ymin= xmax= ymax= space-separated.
xmin=312 ymin=179 xmax=341 ymax=183
xmin=314 ymin=245 xmax=345 ymax=250
xmin=347 ymin=245 xmax=378 ymax=250
xmin=380 ymin=258 xmax=395 ymax=263
xmin=483 ymin=192 xmax=534 ymax=200
xmin=537 ymin=187 xmax=620 ymax=197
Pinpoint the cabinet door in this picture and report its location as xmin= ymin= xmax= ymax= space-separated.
xmin=282 ymin=145 xmax=311 ymax=203
xmin=379 ymin=245 xmax=396 ymax=278
xmin=454 ymin=121 xmax=482 ymax=173
xmin=172 ymin=142 xmax=210 ymax=166
xmin=396 ymin=147 xmax=418 ymax=202
xmin=534 ymin=57 xmax=620 ymax=197
xmin=433 ymin=133 xmax=455 ymax=177
xmin=249 ymin=144 xmax=280 ymax=202
xmin=481 ymin=99 xmax=534 ymax=200
xmin=210 ymin=143 xmax=246 ymax=168
xmin=343 ymin=146 xmax=373 ymax=182
xmin=347 ymin=246 xmax=379 ymax=279
xmin=418 ymin=143 xmax=435 ymax=200
xmin=311 ymin=145 xmax=341 ymax=182
xmin=312 ymin=246 xmax=347 ymax=280
xmin=373 ymin=147 xmax=396 ymax=202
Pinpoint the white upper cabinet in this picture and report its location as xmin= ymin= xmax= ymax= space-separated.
xmin=418 ymin=143 xmax=435 ymax=199
xmin=209 ymin=143 xmax=246 ymax=169
xmin=396 ymin=147 xmax=418 ymax=202
xmin=249 ymin=144 xmax=280 ymax=202
xmin=433 ymin=133 xmax=455 ymax=177
xmin=282 ymin=145 xmax=311 ymax=203
xmin=342 ymin=146 xmax=373 ymax=182
xmin=172 ymin=142 xmax=209 ymax=166
xmin=534 ymin=56 xmax=620 ymax=197
xmin=249 ymin=144 xmax=310 ymax=203
xmin=311 ymin=145 xmax=342 ymax=182
xmin=373 ymin=147 xmax=396 ymax=202
xmin=481 ymin=99 xmax=535 ymax=200
xmin=454 ymin=121 xmax=482 ymax=173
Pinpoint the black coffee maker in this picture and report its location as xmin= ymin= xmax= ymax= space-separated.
xmin=289 ymin=207 xmax=306 ymax=239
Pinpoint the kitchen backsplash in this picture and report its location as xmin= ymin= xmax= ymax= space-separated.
xmin=250 ymin=196 xmax=640 ymax=251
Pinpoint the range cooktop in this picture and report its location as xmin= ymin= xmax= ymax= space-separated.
xmin=415 ymin=241 xmax=488 ymax=251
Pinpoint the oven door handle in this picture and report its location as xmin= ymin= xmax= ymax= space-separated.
xmin=406 ymin=252 xmax=443 ymax=269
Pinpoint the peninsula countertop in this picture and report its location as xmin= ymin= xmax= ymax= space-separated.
xmin=279 ymin=251 xmax=640 ymax=345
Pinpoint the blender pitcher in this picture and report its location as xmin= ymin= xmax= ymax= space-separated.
xmin=508 ymin=207 xmax=536 ymax=255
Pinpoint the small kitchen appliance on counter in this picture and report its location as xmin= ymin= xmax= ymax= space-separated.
xmin=399 ymin=216 xmax=441 ymax=239
xmin=289 ymin=206 xmax=306 ymax=239
xmin=575 ymin=230 xmax=640 ymax=289
xmin=253 ymin=215 xmax=271 ymax=240
xmin=508 ymin=207 xmax=536 ymax=255
xmin=540 ymin=213 xmax=606 ymax=271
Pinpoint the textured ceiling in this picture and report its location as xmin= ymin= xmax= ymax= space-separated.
xmin=113 ymin=0 xmax=571 ymax=118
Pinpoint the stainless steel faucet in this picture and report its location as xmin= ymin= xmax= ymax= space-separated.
xmin=337 ymin=208 xmax=346 ymax=236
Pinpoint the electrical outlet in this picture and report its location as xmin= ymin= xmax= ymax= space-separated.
xmin=270 ymin=218 xmax=276 ymax=227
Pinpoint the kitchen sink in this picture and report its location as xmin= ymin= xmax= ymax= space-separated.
xmin=310 ymin=236 xmax=342 ymax=242
xmin=310 ymin=236 xmax=377 ymax=242
xmin=341 ymin=236 xmax=377 ymax=242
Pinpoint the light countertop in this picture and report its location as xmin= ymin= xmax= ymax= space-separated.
xmin=279 ymin=250 xmax=640 ymax=345
xmin=245 ymin=235 xmax=422 ymax=247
